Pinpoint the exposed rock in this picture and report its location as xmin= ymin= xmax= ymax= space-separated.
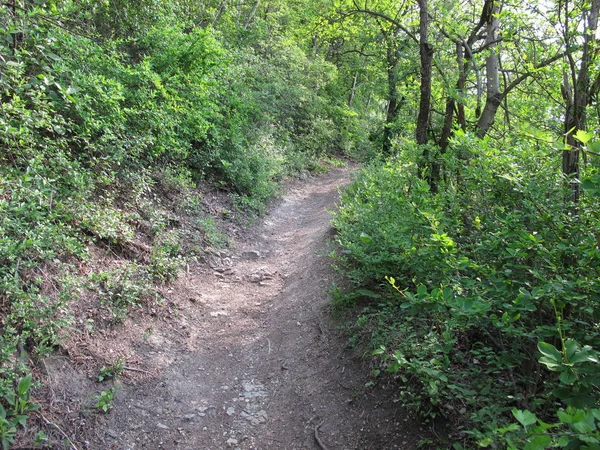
xmin=241 ymin=250 xmax=261 ymax=260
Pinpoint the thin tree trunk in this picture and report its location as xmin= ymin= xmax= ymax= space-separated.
xmin=561 ymin=0 xmax=600 ymax=203
xmin=475 ymin=1 xmax=501 ymax=138
xmin=456 ymin=42 xmax=466 ymax=131
xmin=416 ymin=0 xmax=434 ymax=185
xmin=212 ymin=0 xmax=227 ymax=26
xmin=244 ymin=0 xmax=260 ymax=29
xmin=415 ymin=0 xmax=432 ymax=147
xmin=383 ymin=41 xmax=399 ymax=154
xmin=348 ymin=73 xmax=358 ymax=107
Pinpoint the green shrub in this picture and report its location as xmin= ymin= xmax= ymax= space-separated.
xmin=88 ymin=264 xmax=151 ymax=320
xmin=332 ymin=137 xmax=600 ymax=446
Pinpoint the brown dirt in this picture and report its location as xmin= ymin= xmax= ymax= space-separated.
xmin=37 ymin=167 xmax=441 ymax=450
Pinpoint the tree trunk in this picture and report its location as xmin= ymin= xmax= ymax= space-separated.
xmin=244 ymin=0 xmax=260 ymax=29
xmin=475 ymin=0 xmax=501 ymax=138
xmin=212 ymin=0 xmax=227 ymax=26
xmin=383 ymin=41 xmax=400 ymax=154
xmin=415 ymin=0 xmax=432 ymax=147
xmin=561 ymin=0 xmax=600 ymax=203
xmin=348 ymin=73 xmax=358 ymax=107
xmin=416 ymin=0 xmax=434 ymax=185
xmin=456 ymin=42 xmax=466 ymax=131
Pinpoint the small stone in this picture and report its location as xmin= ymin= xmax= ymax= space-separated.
xmin=226 ymin=438 xmax=238 ymax=446
xmin=248 ymin=273 xmax=262 ymax=283
xmin=226 ymin=406 xmax=235 ymax=416
xmin=183 ymin=414 xmax=196 ymax=421
xmin=210 ymin=310 xmax=229 ymax=317
xmin=222 ymin=257 xmax=233 ymax=266
xmin=208 ymin=257 xmax=221 ymax=269
xmin=242 ymin=250 xmax=260 ymax=260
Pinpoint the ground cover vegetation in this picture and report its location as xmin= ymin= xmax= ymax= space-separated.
xmin=0 ymin=0 xmax=360 ymax=446
xmin=328 ymin=0 xmax=600 ymax=448
xmin=2 ymin=0 xmax=600 ymax=448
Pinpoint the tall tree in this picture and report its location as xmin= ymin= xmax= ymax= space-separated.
xmin=561 ymin=0 xmax=600 ymax=202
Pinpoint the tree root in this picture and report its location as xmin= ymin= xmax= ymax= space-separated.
xmin=314 ymin=420 xmax=330 ymax=450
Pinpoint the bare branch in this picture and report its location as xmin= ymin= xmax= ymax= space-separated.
xmin=344 ymin=7 xmax=419 ymax=44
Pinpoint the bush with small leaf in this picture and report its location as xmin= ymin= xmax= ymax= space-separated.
xmin=332 ymin=136 xmax=600 ymax=446
xmin=98 ymin=356 xmax=125 ymax=382
xmin=93 ymin=385 xmax=120 ymax=414
xmin=0 ymin=374 xmax=40 ymax=450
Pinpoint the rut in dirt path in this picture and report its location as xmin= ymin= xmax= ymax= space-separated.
xmin=82 ymin=167 xmax=435 ymax=450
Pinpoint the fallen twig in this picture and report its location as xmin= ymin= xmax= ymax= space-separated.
xmin=38 ymin=412 xmax=80 ymax=450
xmin=123 ymin=366 xmax=152 ymax=374
xmin=316 ymin=321 xmax=328 ymax=342
xmin=314 ymin=420 xmax=330 ymax=450
xmin=267 ymin=338 xmax=271 ymax=355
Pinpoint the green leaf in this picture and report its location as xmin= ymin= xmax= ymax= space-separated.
xmin=582 ymin=178 xmax=600 ymax=197
xmin=513 ymin=409 xmax=537 ymax=427
xmin=559 ymin=369 xmax=578 ymax=385
xmin=574 ymin=129 xmax=594 ymax=145
xmin=477 ymin=437 xmax=493 ymax=447
xmin=359 ymin=232 xmax=372 ymax=243
xmin=565 ymin=339 xmax=581 ymax=361
xmin=373 ymin=346 xmax=386 ymax=356
xmin=12 ymin=415 xmax=27 ymax=427
xmin=523 ymin=435 xmax=551 ymax=450
xmin=356 ymin=289 xmax=381 ymax=299
xmin=17 ymin=374 xmax=32 ymax=397
xmin=572 ymin=410 xmax=596 ymax=434
xmin=497 ymin=423 xmax=520 ymax=433
xmin=538 ymin=342 xmax=562 ymax=363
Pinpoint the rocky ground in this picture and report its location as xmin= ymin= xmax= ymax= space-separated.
xmin=36 ymin=167 xmax=442 ymax=449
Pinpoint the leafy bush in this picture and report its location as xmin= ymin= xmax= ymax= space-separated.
xmin=0 ymin=374 xmax=40 ymax=450
xmin=88 ymin=264 xmax=151 ymax=320
xmin=332 ymin=136 xmax=600 ymax=446
xmin=150 ymin=231 xmax=183 ymax=282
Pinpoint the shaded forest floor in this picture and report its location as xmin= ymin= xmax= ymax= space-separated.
xmin=33 ymin=167 xmax=443 ymax=449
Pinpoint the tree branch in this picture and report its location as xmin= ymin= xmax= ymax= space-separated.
xmin=345 ymin=7 xmax=419 ymax=44
xmin=504 ymin=49 xmax=574 ymax=97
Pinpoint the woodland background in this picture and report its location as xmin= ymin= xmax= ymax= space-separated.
xmin=2 ymin=0 xmax=600 ymax=448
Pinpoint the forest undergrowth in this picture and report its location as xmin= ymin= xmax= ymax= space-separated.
xmin=332 ymin=134 xmax=600 ymax=448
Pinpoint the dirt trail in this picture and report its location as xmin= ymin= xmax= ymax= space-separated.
xmin=45 ymin=167 xmax=435 ymax=449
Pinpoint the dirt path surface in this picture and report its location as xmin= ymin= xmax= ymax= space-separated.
xmin=44 ymin=167 xmax=436 ymax=449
